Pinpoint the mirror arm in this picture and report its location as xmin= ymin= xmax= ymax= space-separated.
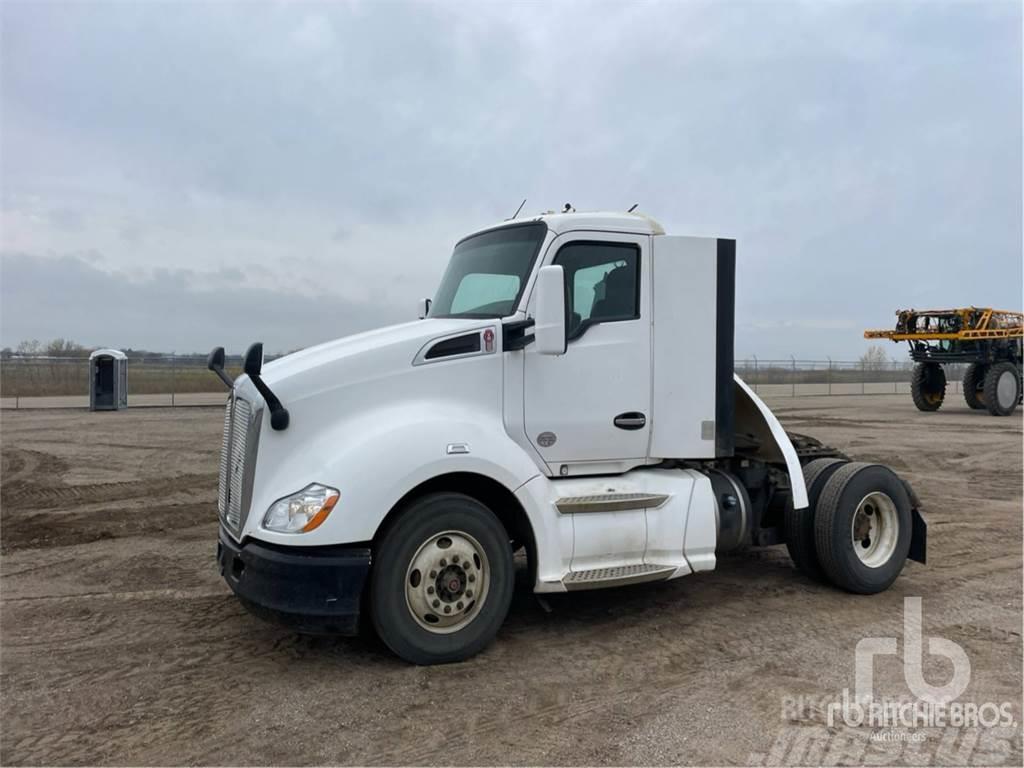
xmin=243 ymin=342 xmax=290 ymax=431
xmin=206 ymin=346 xmax=234 ymax=390
xmin=503 ymin=318 xmax=535 ymax=351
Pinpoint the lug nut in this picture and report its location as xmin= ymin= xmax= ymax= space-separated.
xmin=468 ymin=574 xmax=475 ymax=583
xmin=440 ymin=558 xmax=447 ymax=567
xmin=429 ymin=570 xmax=437 ymax=578
xmin=457 ymin=602 xmax=464 ymax=610
xmin=452 ymin=555 xmax=460 ymax=563
xmin=432 ymin=599 xmax=440 ymax=608
xmin=465 ymin=590 xmax=473 ymax=598
xmin=427 ymin=586 xmax=434 ymax=595
xmin=444 ymin=605 xmax=451 ymax=614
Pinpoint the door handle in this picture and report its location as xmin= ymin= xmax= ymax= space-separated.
xmin=613 ymin=412 xmax=646 ymax=430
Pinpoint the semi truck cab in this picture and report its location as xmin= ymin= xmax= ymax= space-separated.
xmin=211 ymin=210 xmax=925 ymax=664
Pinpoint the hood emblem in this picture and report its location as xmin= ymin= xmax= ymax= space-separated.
xmin=537 ymin=431 xmax=557 ymax=448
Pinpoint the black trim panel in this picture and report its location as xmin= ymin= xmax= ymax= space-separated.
xmin=715 ymin=239 xmax=736 ymax=457
xmin=503 ymin=318 xmax=535 ymax=351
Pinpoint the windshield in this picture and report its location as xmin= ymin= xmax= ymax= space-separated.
xmin=430 ymin=222 xmax=547 ymax=318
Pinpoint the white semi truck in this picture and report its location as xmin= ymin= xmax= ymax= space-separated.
xmin=210 ymin=210 xmax=926 ymax=665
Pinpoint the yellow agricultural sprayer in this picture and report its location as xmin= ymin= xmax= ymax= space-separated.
xmin=865 ymin=307 xmax=1023 ymax=416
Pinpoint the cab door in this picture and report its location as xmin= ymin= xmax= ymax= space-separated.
xmin=522 ymin=232 xmax=652 ymax=471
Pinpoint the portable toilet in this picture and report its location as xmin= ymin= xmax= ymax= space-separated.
xmin=89 ymin=349 xmax=128 ymax=410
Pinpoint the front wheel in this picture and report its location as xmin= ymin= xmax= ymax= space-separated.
xmin=910 ymin=362 xmax=945 ymax=412
xmin=983 ymin=362 xmax=1021 ymax=416
xmin=962 ymin=363 xmax=987 ymax=409
xmin=370 ymin=492 xmax=514 ymax=664
xmin=813 ymin=462 xmax=912 ymax=594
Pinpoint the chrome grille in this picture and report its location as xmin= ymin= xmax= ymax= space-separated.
xmin=217 ymin=401 xmax=232 ymax=515
xmin=217 ymin=395 xmax=259 ymax=533
xmin=226 ymin=398 xmax=251 ymax=529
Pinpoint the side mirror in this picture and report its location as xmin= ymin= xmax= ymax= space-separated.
xmin=206 ymin=346 xmax=234 ymax=389
xmin=243 ymin=342 xmax=264 ymax=377
xmin=535 ymin=265 xmax=567 ymax=355
xmin=417 ymin=298 xmax=432 ymax=319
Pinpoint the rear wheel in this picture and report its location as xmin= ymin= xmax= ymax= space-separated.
xmin=910 ymin=362 xmax=945 ymax=412
xmin=370 ymin=493 xmax=514 ymax=664
xmin=983 ymin=362 xmax=1021 ymax=416
xmin=962 ymin=363 xmax=986 ymax=409
xmin=784 ymin=458 xmax=847 ymax=581
xmin=813 ymin=462 xmax=912 ymax=594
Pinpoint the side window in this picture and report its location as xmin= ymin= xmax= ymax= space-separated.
xmin=554 ymin=242 xmax=640 ymax=338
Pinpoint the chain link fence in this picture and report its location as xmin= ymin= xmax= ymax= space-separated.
xmin=0 ymin=354 xmax=968 ymax=409
xmin=0 ymin=354 xmax=276 ymax=409
xmin=734 ymin=358 xmax=968 ymax=397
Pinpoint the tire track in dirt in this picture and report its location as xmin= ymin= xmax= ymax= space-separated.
xmin=1 ymin=399 xmax=1020 ymax=766
xmin=1 ymin=472 xmax=216 ymax=509
xmin=1 ymin=448 xmax=67 ymax=487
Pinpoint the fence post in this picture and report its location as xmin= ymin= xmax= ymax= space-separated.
xmin=827 ymin=357 xmax=832 ymax=396
xmin=753 ymin=355 xmax=758 ymax=394
xmin=791 ymin=356 xmax=796 ymax=397
xmin=171 ymin=354 xmax=176 ymax=408
xmin=861 ymin=360 xmax=866 ymax=394
xmin=892 ymin=360 xmax=897 ymax=394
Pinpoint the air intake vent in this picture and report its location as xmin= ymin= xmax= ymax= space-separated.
xmin=425 ymin=332 xmax=482 ymax=360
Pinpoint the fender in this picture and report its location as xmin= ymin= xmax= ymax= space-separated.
xmin=733 ymin=374 xmax=808 ymax=509
xmin=242 ymin=396 xmax=545 ymax=550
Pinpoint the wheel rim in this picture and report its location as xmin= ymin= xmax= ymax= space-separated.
xmin=404 ymin=530 xmax=490 ymax=634
xmin=996 ymin=370 xmax=1017 ymax=409
xmin=850 ymin=492 xmax=899 ymax=568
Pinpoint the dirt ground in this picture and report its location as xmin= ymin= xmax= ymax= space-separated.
xmin=1 ymin=395 xmax=1021 ymax=766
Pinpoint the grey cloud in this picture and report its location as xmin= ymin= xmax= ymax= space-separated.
xmin=1 ymin=1 xmax=1020 ymax=359
xmin=0 ymin=251 xmax=402 ymax=354
xmin=47 ymin=208 xmax=85 ymax=232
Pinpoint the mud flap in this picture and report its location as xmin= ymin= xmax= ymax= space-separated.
xmin=901 ymin=478 xmax=926 ymax=565
xmin=909 ymin=509 xmax=927 ymax=565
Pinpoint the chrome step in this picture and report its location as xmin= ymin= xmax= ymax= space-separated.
xmin=555 ymin=492 xmax=669 ymax=514
xmin=562 ymin=563 xmax=676 ymax=591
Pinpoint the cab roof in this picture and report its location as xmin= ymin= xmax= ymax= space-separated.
xmin=470 ymin=210 xmax=665 ymax=239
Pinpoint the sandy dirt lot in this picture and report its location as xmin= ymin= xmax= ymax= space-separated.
xmin=1 ymin=395 xmax=1021 ymax=766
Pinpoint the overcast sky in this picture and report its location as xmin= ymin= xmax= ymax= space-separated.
xmin=1 ymin=0 xmax=1021 ymax=359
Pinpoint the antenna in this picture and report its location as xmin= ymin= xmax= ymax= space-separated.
xmin=628 ymin=203 xmax=639 ymax=213
xmin=563 ymin=203 xmax=574 ymax=213
xmin=509 ymin=198 xmax=526 ymax=220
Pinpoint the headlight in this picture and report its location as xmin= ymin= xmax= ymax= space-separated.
xmin=262 ymin=483 xmax=339 ymax=533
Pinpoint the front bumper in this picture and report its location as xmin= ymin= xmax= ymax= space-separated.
xmin=217 ymin=525 xmax=371 ymax=635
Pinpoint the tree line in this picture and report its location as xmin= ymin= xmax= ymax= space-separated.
xmin=0 ymin=339 xmax=196 ymax=359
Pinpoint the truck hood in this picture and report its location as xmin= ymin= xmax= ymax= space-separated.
xmin=259 ymin=318 xmax=491 ymax=401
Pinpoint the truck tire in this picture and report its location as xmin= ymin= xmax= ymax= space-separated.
xmin=982 ymin=362 xmax=1021 ymax=416
xmin=910 ymin=362 xmax=945 ymax=411
xmin=784 ymin=458 xmax=847 ymax=581
xmin=962 ymin=363 xmax=986 ymax=409
xmin=370 ymin=492 xmax=514 ymax=665
xmin=813 ymin=462 xmax=912 ymax=594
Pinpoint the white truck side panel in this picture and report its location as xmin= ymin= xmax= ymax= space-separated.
xmin=650 ymin=236 xmax=719 ymax=459
xmin=517 ymin=467 xmax=719 ymax=592
xmin=682 ymin=477 xmax=718 ymax=572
